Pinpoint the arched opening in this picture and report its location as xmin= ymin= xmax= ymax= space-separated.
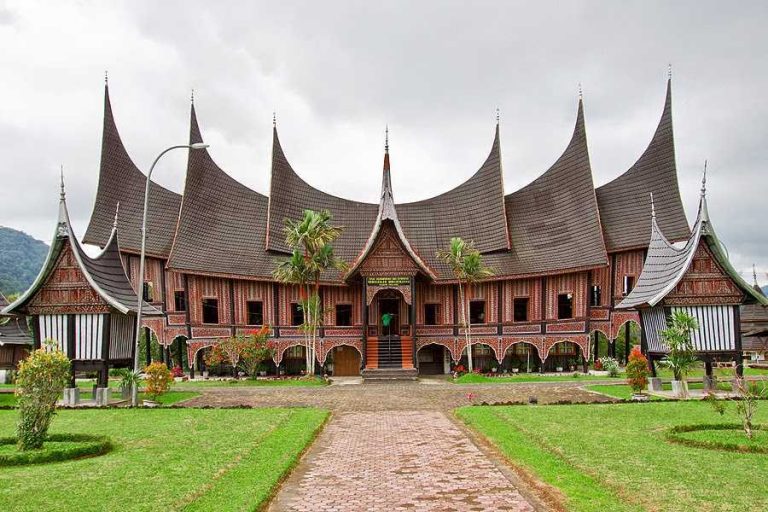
xmin=615 ymin=321 xmax=641 ymax=364
xmin=417 ymin=343 xmax=451 ymax=375
xmin=137 ymin=326 xmax=163 ymax=367
xmin=366 ymin=288 xmax=413 ymax=369
xmin=459 ymin=343 xmax=499 ymax=373
xmin=323 ymin=345 xmax=361 ymax=376
xmin=545 ymin=341 xmax=585 ymax=372
xmin=502 ymin=343 xmax=540 ymax=373
xmin=592 ymin=331 xmax=611 ymax=361
xmin=280 ymin=345 xmax=307 ymax=376
xmin=168 ymin=336 xmax=189 ymax=371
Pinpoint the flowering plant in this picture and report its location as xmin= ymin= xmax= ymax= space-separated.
xmin=625 ymin=346 xmax=650 ymax=393
xmin=171 ymin=366 xmax=183 ymax=378
xmin=143 ymin=362 xmax=173 ymax=401
xmin=598 ymin=356 xmax=620 ymax=377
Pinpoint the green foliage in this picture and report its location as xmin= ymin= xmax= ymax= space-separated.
xmin=0 ymin=434 xmax=113 ymax=466
xmin=660 ymin=310 xmax=698 ymax=382
xmin=0 ymin=226 xmax=48 ymax=296
xmin=436 ymin=237 xmax=493 ymax=373
xmin=625 ymin=346 xmax=650 ymax=393
xmin=114 ymin=368 xmax=142 ymax=395
xmin=15 ymin=345 xmax=70 ymax=450
xmin=142 ymin=362 xmax=173 ymax=401
xmin=599 ymin=356 xmax=620 ymax=377
xmin=240 ymin=327 xmax=276 ymax=377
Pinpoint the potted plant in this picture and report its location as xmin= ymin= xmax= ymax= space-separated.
xmin=660 ymin=310 xmax=698 ymax=398
xmin=598 ymin=356 xmax=620 ymax=378
xmin=626 ymin=346 xmax=650 ymax=401
xmin=118 ymin=369 xmax=142 ymax=400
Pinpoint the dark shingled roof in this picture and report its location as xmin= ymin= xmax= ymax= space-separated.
xmin=4 ymin=192 xmax=162 ymax=317
xmin=596 ymin=79 xmax=690 ymax=252
xmin=397 ymin=125 xmax=510 ymax=276
xmin=494 ymin=99 xmax=608 ymax=277
xmin=266 ymin=127 xmax=379 ymax=266
xmin=0 ymin=317 xmax=31 ymax=346
xmin=166 ymin=104 xmax=274 ymax=278
xmin=83 ymin=85 xmax=182 ymax=258
xmin=619 ymin=193 xmax=768 ymax=309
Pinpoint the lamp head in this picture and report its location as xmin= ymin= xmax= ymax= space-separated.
xmin=190 ymin=143 xmax=209 ymax=150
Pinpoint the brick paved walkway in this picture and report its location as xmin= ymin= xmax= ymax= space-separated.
xmin=268 ymin=411 xmax=538 ymax=512
xmin=182 ymin=380 xmax=614 ymax=411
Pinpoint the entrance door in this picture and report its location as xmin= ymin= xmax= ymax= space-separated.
xmin=378 ymin=298 xmax=400 ymax=336
xmin=332 ymin=346 xmax=361 ymax=376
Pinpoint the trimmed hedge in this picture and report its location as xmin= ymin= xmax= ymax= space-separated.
xmin=0 ymin=433 xmax=113 ymax=466
xmin=665 ymin=423 xmax=768 ymax=454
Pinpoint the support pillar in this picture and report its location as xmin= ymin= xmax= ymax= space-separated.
xmin=144 ymin=326 xmax=151 ymax=367
xmin=734 ymin=352 xmax=744 ymax=377
xmin=624 ymin=323 xmax=630 ymax=364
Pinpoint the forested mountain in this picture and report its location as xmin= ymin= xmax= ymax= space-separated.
xmin=0 ymin=226 xmax=48 ymax=297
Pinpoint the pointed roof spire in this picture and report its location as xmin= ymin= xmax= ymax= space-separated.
xmin=668 ymin=63 xmax=672 ymax=80
xmin=272 ymin=111 xmax=276 ymax=128
xmin=104 ymin=70 xmax=108 ymax=86
xmin=650 ymin=192 xmax=656 ymax=218
xmin=191 ymin=88 xmax=195 ymax=104
xmin=383 ymin=125 xmax=390 ymax=174
xmin=113 ymin=201 xmax=120 ymax=230
xmin=701 ymin=159 xmax=708 ymax=197
xmin=59 ymin=164 xmax=65 ymax=201
xmin=753 ymin=264 xmax=760 ymax=287
xmin=578 ymin=82 xmax=583 ymax=100
xmin=496 ymin=107 xmax=500 ymax=125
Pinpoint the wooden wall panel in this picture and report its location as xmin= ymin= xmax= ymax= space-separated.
xmin=613 ymin=250 xmax=645 ymax=303
xmin=590 ymin=266 xmax=611 ymax=307
xmin=501 ymin=279 xmax=542 ymax=322
xmin=415 ymin=283 xmax=454 ymax=325
xmin=188 ymin=276 xmax=231 ymax=325
xmin=233 ymin=281 xmax=274 ymax=326
xmin=545 ymin=272 xmax=588 ymax=320
xmin=322 ymin=286 xmax=362 ymax=326
xmin=164 ymin=271 xmax=186 ymax=312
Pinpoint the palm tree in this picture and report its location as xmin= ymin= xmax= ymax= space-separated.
xmin=437 ymin=237 xmax=493 ymax=373
xmin=273 ymin=249 xmax=313 ymax=371
xmin=277 ymin=210 xmax=346 ymax=374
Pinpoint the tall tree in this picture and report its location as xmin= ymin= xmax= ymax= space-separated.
xmin=437 ymin=237 xmax=493 ymax=372
xmin=275 ymin=210 xmax=346 ymax=374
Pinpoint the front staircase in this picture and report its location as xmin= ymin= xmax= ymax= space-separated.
xmin=362 ymin=336 xmax=417 ymax=381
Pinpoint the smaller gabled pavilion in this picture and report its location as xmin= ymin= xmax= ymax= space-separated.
xmin=618 ymin=172 xmax=768 ymax=377
xmin=2 ymin=177 xmax=163 ymax=399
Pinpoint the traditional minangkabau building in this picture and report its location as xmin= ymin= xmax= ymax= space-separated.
xmin=1 ymin=179 xmax=163 ymax=395
xmin=23 ymin=75 xmax=756 ymax=378
xmin=618 ymin=177 xmax=768 ymax=376
xmin=0 ymin=291 xmax=31 ymax=375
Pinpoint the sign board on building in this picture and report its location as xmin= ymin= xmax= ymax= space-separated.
xmin=366 ymin=276 xmax=410 ymax=287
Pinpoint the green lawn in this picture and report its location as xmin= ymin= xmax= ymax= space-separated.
xmin=174 ymin=376 xmax=328 ymax=388
xmin=457 ymin=402 xmax=768 ymax=512
xmin=0 ymin=407 xmax=328 ymax=511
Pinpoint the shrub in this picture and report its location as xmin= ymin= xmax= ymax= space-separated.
xmin=599 ymin=357 xmax=620 ymax=377
xmin=15 ymin=344 xmax=71 ymax=450
xmin=143 ymin=362 xmax=173 ymax=402
xmin=240 ymin=326 xmax=276 ymax=377
xmin=171 ymin=366 xmax=184 ymax=378
xmin=626 ymin=346 xmax=650 ymax=393
xmin=205 ymin=336 xmax=246 ymax=377
xmin=660 ymin=310 xmax=698 ymax=382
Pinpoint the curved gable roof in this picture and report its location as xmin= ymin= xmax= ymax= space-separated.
xmin=83 ymin=85 xmax=182 ymax=258
xmin=166 ymin=104 xmax=273 ymax=278
xmin=499 ymin=99 xmax=608 ymax=276
xmin=397 ymin=125 xmax=509 ymax=277
xmin=596 ymin=79 xmax=690 ymax=252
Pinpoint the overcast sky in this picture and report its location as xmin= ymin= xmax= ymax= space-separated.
xmin=0 ymin=0 xmax=766 ymax=285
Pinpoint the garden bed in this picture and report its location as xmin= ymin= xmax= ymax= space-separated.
xmin=0 ymin=434 xmax=113 ymax=466
xmin=666 ymin=423 xmax=768 ymax=454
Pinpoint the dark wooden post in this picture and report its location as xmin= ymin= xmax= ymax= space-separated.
xmin=497 ymin=280 xmax=503 ymax=336
xmin=144 ymin=326 xmax=151 ymax=366
xmin=273 ymin=283 xmax=281 ymax=338
xmin=704 ymin=358 xmax=713 ymax=378
xmin=100 ymin=313 xmax=112 ymax=388
xmin=624 ymin=322 xmax=630 ymax=364
xmin=67 ymin=314 xmax=76 ymax=387
xmin=31 ymin=316 xmax=41 ymax=350
xmin=183 ymin=274 xmax=192 ymax=339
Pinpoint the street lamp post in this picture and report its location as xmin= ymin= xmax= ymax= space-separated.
xmin=132 ymin=143 xmax=208 ymax=407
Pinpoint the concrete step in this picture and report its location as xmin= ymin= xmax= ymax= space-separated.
xmin=361 ymin=368 xmax=418 ymax=382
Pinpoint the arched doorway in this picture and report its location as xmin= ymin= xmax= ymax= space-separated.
xmin=459 ymin=343 xmax=499 ymax=373
xmin=169 ymin=336 xmax=189 ymax=371
xmin=502 ymin=343 xmax=540 ymax=373
xmin=366 ymin=288 xmax=412 ymax=369
xmin=281 ymin=345 xmax=307 ymax=375
xmin=325 ymin=345 xmax=361 ymax=376
xmin=545 ymin=341 xmax=585 ymax=372
xmin=417 ymin=343 xmax=450 ymax=375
